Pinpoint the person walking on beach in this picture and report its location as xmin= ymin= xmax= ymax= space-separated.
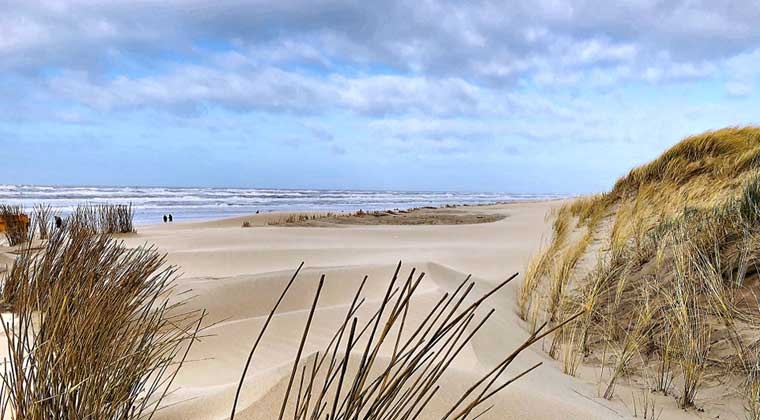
xmin=168 ymin=214 xmax=173 ymax=222
xmin=163 ymin=215 xmax=168 ymax=223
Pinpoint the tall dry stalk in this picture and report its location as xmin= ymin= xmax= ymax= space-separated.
xmin=603 ymin=290 xmax=654 ymax=399
xmin=67 ymin=204 xmax=99 ymax=236
xmin=518 ymin=247 xmax=550 ymax=320
xmin=667 ymin=231 xmax=711 ymax=408
xmin=745 ymin=351 xmax=760 ymax=420
xmin=232 ymin=263 xmax=581 ymax=419
xmin=32 ymin=203 xmax=55 ymax=240
xmin=561 ymin=322 xmax=583 ymax=376
xmin=547 ymin=231 xmax=591 ymax=323
xmin=652 ymin=323 xmax=675 ymax=395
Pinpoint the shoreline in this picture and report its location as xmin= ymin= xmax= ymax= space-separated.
xmin=134 ymin=198 xmax=568 ymax=228
xmin=3 ymin=184 xmax=567 ymax=227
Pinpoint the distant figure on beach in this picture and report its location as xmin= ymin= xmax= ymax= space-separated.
xmin=163 ymin=215 xmax=168 ymax=223
xmin=54 ymin=216 xmax=62 ymax=229
xmin=168 ymin=214 xmax=173 ymax=222
xmin=256 ymin=210 xmax=259 ymax=214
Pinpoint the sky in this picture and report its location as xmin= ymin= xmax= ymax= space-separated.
xmin=2 ymin=1 xmax=760 ymax=194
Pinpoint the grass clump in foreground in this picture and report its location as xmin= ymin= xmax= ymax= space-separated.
xmin=0 ymin=225 xmax=204 ymax=418
xmin=231 ymin=262 xmax=579 ymax=419
xmin=520 ymin=126 xmax=760 ymax=414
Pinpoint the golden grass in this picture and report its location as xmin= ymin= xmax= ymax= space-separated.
xmin=518 ymin=205 xmax=573 ymax=321
xmin=548 ymin=227 xmax=592 ymax=322
xmin=522 ymin=126 xmax=760 ymax=413
xmin=614 ymin=126 xmax=760 ymax=191
xmin=518 ymin=248 xmax=551 ymax=321
xmin=603 ymin=290 xmax=654 ymax=400
xmin=609 ymin=127 xmax=760 ymax=244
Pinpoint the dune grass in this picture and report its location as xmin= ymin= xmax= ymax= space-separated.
xmin=97 ymin=203 xmax=135 ymax=233
xmin=65 ymin=203 xmax=134 ymax=235
xmin=0 ymin=224 xmax=203 ymax=418
xmin=267 ymin=212 xmax=339 ymax=225
xmin=32 ymin=203 xmax=55 ymax=240
xmin=518 ymin=205 xmax=573 ymax=322
xmin=521 ymin=126 xmax=760 ymax=413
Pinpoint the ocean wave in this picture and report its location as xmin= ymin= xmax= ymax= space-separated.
xmin=0 ymin=184 xmax=565 ymax=224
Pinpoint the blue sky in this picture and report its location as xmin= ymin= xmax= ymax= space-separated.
xmin=2 ymin=1 xmax=760 ymax=193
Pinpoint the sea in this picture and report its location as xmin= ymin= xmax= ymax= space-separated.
xmin=0 ymin=185 xmax=564 ymax=225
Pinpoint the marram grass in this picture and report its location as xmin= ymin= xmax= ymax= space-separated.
xmin=0 ymin=224 xmax=203 ymax=419
xmin=522 ymin=126 xmax=760 ymax=414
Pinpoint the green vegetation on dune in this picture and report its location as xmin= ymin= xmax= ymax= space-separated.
xmin=521 ymin=126 xmax=760 ymax=415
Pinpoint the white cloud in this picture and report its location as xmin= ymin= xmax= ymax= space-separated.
xmin=334 ymin=75 xmax=487 ymax=116
xmin=48 ymin=66 xmax=333 ymax=113
xmin=726 ymin=81 xmax=753 ymax=97
xmin=569 ymin=39 xmax=638 ymax=65
xmin=45 ymin=58 xmax=525 ymax=117
xmin=4 ymin=0 xmax=760 ymax=83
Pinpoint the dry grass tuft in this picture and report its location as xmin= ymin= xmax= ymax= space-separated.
xmin=267 ymin=212 xmax=339 ymax=225
xmin=97 ymin=203 xmax=135 ymax=233
xmin=65 ymin=203 xmax=135 ymax=235
xmin=0 ymin=225 xmax=203 ymax=418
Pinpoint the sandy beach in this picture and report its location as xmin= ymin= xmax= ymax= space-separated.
xmin=113 ymin=200 xmax=640 ymax=420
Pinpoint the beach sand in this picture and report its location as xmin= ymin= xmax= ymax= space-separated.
xmin=118 ymin=201 xmax=697 ymax=420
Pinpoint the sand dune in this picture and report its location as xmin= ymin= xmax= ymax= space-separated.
xmin=121 ymin=201 xmax=664 ymax=419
